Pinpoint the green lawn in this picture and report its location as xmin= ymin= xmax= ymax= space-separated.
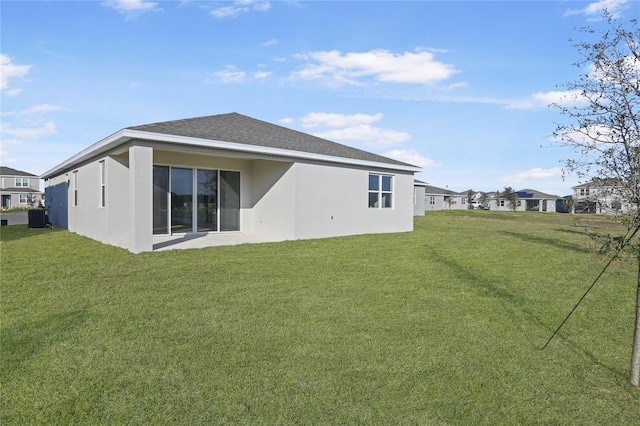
xmin=2 ymin=211 xmax=639 ymax=424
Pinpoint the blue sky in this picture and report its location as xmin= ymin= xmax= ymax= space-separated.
xmin=1 ymin=0 xmax=638 ymax=195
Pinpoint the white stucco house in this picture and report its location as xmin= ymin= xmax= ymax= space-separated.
xmin=423 ymin=184 xmax=468 ymax=211
xmin=572 ymin=180 xmax=633 ymax=214
xmin=41 ymin=113 xmax=421 ymax=253
xmin=413 ymin=180 xmax=427 ymax=216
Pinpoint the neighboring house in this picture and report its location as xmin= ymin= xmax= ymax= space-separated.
xmin=487 ymin=189 xmax=560 ymax=212
xmin=41 ymin=113 xmax=421 ymax=253
xmin=572 ymin=179 xmax=632 ymax=214
xmin=423 ymin=184 xmax=467 ymax=211
xmin=413 ymin=180 xmax=427 ymax=216
xmin=0 ymin=166 xmax=43 ymax=209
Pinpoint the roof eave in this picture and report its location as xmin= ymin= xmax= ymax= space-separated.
xmin=42 ymin=129 xmax=421 ymax=178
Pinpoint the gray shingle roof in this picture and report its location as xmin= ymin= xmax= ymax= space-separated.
xmin=0 ymin=166 xmax=37 ymax=177
xmin=516 ymin=188 xmax=561 ymax=199
xmin=127 ymin=112 xmax=415 ymax=168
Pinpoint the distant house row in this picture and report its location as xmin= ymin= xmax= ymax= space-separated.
xmin=413 ymin=181 xmax=565 ymax=214
xmin=414 ymin=179 xmax=636 ymax=215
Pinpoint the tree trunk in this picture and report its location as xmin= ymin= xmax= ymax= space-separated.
xmin=631 ymin=261 xmax=640 ymax=386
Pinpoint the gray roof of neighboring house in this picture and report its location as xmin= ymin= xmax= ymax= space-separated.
xmin=0 ymin=167 xmax=37 ymax=177
xmin=516 ymin=188 xmax=562 ymax=199
xmin=423 ymin=185 xmax=463 ymax=195
xmin=128 ymin=113 xmax=415 ymax=168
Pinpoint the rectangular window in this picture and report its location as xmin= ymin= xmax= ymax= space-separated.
xmin=499 ymin=200 xmax=505 ymax=207
xmin=368 ymin=174 xmax=393 ymax=208
xmin=15 ymin=177 xmax=28 ymax=187
xmin=99 ymin=161 xmax=106 ymax=208
xmin=19 ymin=194 xmax=28 ymax=204
xmin=73 ymin=171 xmax=78 ymax=206
xmin=429 ymin=196 xmax=436 ymax=205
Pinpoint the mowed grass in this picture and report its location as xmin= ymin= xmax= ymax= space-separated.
xmin=1 ymin=211 xmax=639 ymax=424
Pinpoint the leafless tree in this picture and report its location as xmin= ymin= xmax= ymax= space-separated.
xmin=550 ymin=11 xmax=640 ymax=386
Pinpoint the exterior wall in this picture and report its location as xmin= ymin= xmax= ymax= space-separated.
xmin=129 ymin=145 xmax=153 ymax=253
xmin=425 ymin=194 xmax=446 ymax=211
xmin=69 ymin=159 xmax=109 ymax=244
xmin=108 ymin=154 xmax=131 ymax=248
xmin=488 ymin=199 xmax=557 ymax=212
xmin=45 ymin=154 xmax=131 ymax=248
xmin=444 ymin=195 xmax=468 ymax=210
xmin=413 ymin=185 xmax=426 ymax=216
xmin=44 ymin=174 xmax=69 ymax=228
xmin=292 ymin=163 xmax=414 ymax=239
xmin=248 ymin=160 xmax=297 ymax=239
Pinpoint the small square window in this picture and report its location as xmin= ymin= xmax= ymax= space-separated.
xmin=368 ymin=174 xmax=393 ymax=209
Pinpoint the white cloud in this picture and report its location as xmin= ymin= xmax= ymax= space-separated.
xmin=313 ymin=124 xmax=410 ymax=148
xmin=0 ymin=54 xmax=31 ymax=95
xmin=253 ymin=71 xmax=272 ymax=79
xmin=262 ymin=39 xmax=278 ymax=47
xmin=279 ymin=117 xmax=294 ymax=124
xmin=506 ymin=90 xmax=586 ymax=110
xmin=301 ymin=112 xmax=383 ymax=128
xmin=0 ymin=150 xmax=16 ymax=164
xmin=383 ymin=149 xmax=441 ymax=169
xmin=565 ymin=0 xmax=630 ymax=18
xmin=1 ymin=121 xmax=57 ymax=139
xmin=103 ymin=0 xmax=160 ymax=18
xmin=292 ymin=49 xmax=459 ymax=86
xmin=210 ymin=1 xmax=271 ymax=18
xmin=500 ymin=167 xmax=564 ymax=183
xmin=215 ymin=67 xmax=246 ymax=83
xmin=21 ymin=104 xmax=65 ymax=114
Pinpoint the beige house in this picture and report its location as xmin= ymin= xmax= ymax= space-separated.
xmin=0 ymin=167 xmax=43 ymax=210
xmin=41 ymin=113 xmax=421 ymax=253
xmin=572 ymin=180 xmax=633 ymax=214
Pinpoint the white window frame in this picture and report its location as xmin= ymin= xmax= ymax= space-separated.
xmin=368 ymin=173 xmax=393 ymax=209
xmin=73 ymin=171 xmax=78 ymax=207
xmin=19 ymin=194 xmax=28 ymax=204
xmin=429 ymin=196 xmax=436 ymax=205
xmin=15 ymin=177 xmax=29 ymax=187
xmin=99 ymin=160 xmax=106 ymax=208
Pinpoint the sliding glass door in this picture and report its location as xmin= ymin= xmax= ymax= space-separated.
xmin=153 ymin=166 xmax=240 ymax=235
xmin=171 ymin=168 xmax=193 ymax=233
xmin=197 ymin=169 xmax=217 ymax=232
